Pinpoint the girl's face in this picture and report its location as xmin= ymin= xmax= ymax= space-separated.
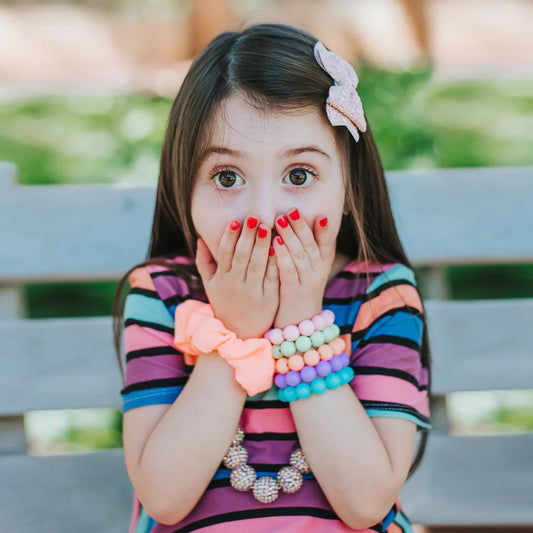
xmin=191 ymin=93 xmax=347 ymax=260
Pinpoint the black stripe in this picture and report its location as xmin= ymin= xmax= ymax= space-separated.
xmin=333 ymin=270 xmax=381 ymax=281
xmin=129 ymin=287 xmax=158 ymax=298
xmin=151 ymin=270 xmax=184 ymax=278
xmin=244 ymin=400 xmax=284 ymax=409
xmin=322 ymin=293 xmax=365 ymax=306
xmin=126 ymin=346 xmax=181 ymax=361
xmin=244 ymin=432 xmax=298 ymax=441
xmin=355 ymin=366 xmax=420 ymax=388
xmin=120 ymin=377 xmax=188 ymax=394
xmin=171 ymin=506 xmax=340 ymax=532
xmin=124 ymin=318 xmax=174 ymax=335
xmin=360 ymin=400 xmax=431 ymax=424
xmin=356 ymin=334 xmax=421 ymax=351
xmin=365 ymin=278 xmax=418 ymax=299
xmin=164 ymin=294 xmax=192 ymax=308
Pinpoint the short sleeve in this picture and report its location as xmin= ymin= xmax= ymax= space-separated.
xmin=349 ymin=264 xmax=431 ymax=431
xmin=120 ymin=265 xmax=190 ymax=413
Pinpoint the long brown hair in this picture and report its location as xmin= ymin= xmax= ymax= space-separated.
xmin=112 ymin=22 xmax=432 ymax=479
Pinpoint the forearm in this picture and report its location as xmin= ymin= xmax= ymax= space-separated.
xmin=290 ymin=384 xmax=399 ymax=529
xmin=134 ymin=354 xmax=247 ymax=524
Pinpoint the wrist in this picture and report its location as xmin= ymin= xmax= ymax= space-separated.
xmin=274 ymin=304 xmax=323 ymax=330
xmin=194 ymin=353 xmax=247 ymax=397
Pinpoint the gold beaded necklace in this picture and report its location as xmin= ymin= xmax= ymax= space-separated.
xmin=223 ymin=425 xmax=311 ymax=504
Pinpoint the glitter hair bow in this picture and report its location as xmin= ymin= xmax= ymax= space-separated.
xmin=313 ymin=41 xmax=367 ymax=142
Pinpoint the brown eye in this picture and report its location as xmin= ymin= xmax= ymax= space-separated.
xmin=214 ymin=171 xmax=243 ymax=188
xmin=286 ymin=168 xmax=315 ymax=187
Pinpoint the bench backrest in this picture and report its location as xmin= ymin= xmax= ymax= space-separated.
xmin=1 ymin=161 xmax=532 ymax=530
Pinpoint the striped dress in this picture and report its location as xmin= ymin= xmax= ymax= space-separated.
xmin=121 ymin=255 xmax=431 ymax=533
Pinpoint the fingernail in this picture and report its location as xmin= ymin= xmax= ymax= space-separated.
xmin=229 ymin=220 xmax=240 ymax=230
xmin=319 ymin=217 xmax=328 ymax=227
xmin=258 ymin=227 xmax=267 ymax=238
xmin=289 ymin=208 xmax=300 ymax=221
xmin=269 ymin=246 xmax=275 ymax=256
xmin=247 ymin=216 xmax=258 ymax=229
xmin=277 ymin=235 xmax=284 ymax=245
xmin=277 ymin=216 xmax=288 ymax=228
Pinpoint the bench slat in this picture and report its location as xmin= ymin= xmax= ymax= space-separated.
xmin=1 ymin=166 xmax=532 ymax=281
xmin=401 ymin=432 xmax=533 ymax=525
xmin=1 ymin=434 xmax=531 ymax=529
xmin=1 ymin=297 xmax=533 ymax=414
xmin=0 ymin=448 xmax=132 ymax=532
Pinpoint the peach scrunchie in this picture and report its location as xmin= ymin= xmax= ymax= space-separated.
xmin=173 ymin=299 xmax=274 ymax=396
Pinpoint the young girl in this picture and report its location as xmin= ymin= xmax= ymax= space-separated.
xmin=113 ymin=22 xmax=432 ymax=533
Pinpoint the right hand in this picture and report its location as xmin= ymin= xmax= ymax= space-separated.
xmin=195 ymin=216 xmax=279 ymax=339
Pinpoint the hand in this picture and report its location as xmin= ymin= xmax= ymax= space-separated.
xmin=272 ymin=208 xmax=336 ymax=329
xmin=195 ymin=216 xmax=279 ymax=339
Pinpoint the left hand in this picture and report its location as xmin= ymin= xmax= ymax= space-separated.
xmin=272 ymin=208 xmax=337 ymax=329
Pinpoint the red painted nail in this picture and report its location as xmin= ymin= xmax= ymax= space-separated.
xmin=258 ymin=227 xmax=267 ymax=238
xmin=269 ymin=246 xmax=275 ymax=256
xmin=277 ymin=216 xmax=288 ymax=228
xmin=277 ymin=235 xmax=284 ymax=245
xmin=319 ymin=217 xmax=328 ymax=227
xmin=229 ymin=220 xmax=240 ymax=230
xmin=289 ymin=209 xmax=300 ymax=221
xmin=247 ymin=216 xmax=258 ymax=229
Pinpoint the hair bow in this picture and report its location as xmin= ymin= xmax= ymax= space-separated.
xmin=313 ymin=41 xmax=367 ymax=143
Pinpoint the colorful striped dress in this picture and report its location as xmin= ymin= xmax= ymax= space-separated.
xmin=121 ymin=255 xmax=431 ymax=533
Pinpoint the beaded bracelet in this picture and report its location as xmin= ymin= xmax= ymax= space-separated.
xmin=271 ymin=323 xmax=341 ymax=358
xmin=277 ymin=365 xmax=355 ymax=402
xmin=274 ymin=337 xmax=346 ymax=374
xmin=264 ymin=309 xmax=336 ymax=346
xmin=274 ymin=352 xmax=350 ymax=389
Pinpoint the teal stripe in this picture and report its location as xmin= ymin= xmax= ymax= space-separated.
xmin=365 ymin=409 xmax=432 ymax=430
xmin=394 ymin=508 xmax=415 ymax=532
xmin=134 ymin=507 xmax=156 ymax=533
xmin=246 ymin=386 xmax=279 ymax=401
xmin=367 ymin=264 xmax=416 ymax=293
xmin=125 ymin=293 xmax=174 ymax=328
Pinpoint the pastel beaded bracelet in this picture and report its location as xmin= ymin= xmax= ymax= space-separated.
xmin=271 ymin=323 xmax=341 ymax=358
xmin=277 ymin=366 xmax=355 ymax=402
xmin=274 ymin=352 xmax=351 ymax=389
xmin=274 ymin=337 xmax=346 ymax=374
xmin=264 ymin=309 xmax=336 ymax=346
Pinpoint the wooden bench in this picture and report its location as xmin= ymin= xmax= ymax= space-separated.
xmin=1 ymin=160 xmax=532 ymax=531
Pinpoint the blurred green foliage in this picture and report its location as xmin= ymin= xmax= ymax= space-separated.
xmin=5 ymin=64 xmax=532 ymax=452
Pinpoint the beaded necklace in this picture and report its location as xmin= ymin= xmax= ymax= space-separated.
xmin=223 ymin=425 xmax=311 ymax=504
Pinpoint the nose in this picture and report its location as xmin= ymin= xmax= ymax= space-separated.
xmin=249 ymin=184 xmax=287 ymax=230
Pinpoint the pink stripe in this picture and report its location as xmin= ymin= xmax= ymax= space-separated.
xmin=124 ymin=324 xmax=175 ymax=352
xmin=128 ymin=492 xmax=140 ymax=533
xmin=146 ymin=257 xmax=194 ymax=274
xmin=352 ymin=283 xmax=423 ymax=333
xmin=352 ymin=374 xmax=430 ymax=417
xmin=124 ymin=354 xmax=187 ymax=387
xmin=343 ymin=260 xmax=398 ymax=275
xmin=241 ymin=408 xmax=296 ymax=433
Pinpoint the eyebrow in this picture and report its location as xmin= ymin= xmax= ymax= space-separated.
xmin=203 ymin=145 xmax=331 ymax=160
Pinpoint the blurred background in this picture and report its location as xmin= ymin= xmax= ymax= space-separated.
xmin=1 ymin=0 xmax=532 ymax=512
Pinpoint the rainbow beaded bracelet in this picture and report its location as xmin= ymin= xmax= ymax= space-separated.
xmin=277 ymin=365 xmax=355 ymax=402
xmin=274 ymin=352 xmax=351 ymax=389
xmin=264 ymin=309 xmax=336 ymax=346
xmin=274 ymin=336 xmax=346 ymax=374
